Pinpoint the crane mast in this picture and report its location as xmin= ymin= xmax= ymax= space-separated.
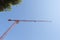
xmin=0 ymin=20 xmax=19 ymax=40
xmin=0 ymin=19 xmax=51 ymax=40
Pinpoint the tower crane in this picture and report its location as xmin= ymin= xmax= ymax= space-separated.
xmin=0 ymin=19 xmax=51 ymax=40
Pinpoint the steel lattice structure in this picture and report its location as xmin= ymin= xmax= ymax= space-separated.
xmin=0 ymin=19 xmax=51 ymax=40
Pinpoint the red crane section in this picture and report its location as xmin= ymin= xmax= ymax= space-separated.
xmin=0 ymin=20 xmax=19 ymax=40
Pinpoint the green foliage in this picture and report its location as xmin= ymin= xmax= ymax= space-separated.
xmin=0 ymin=0 xmax=22 ymax=12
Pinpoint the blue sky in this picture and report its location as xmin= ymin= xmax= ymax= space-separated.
xmin=0 ymin=0 xmax=60 ymax=40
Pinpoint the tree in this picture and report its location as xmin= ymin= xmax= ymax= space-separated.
xmin=0 ymin=0 xmax=22 ymax=11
